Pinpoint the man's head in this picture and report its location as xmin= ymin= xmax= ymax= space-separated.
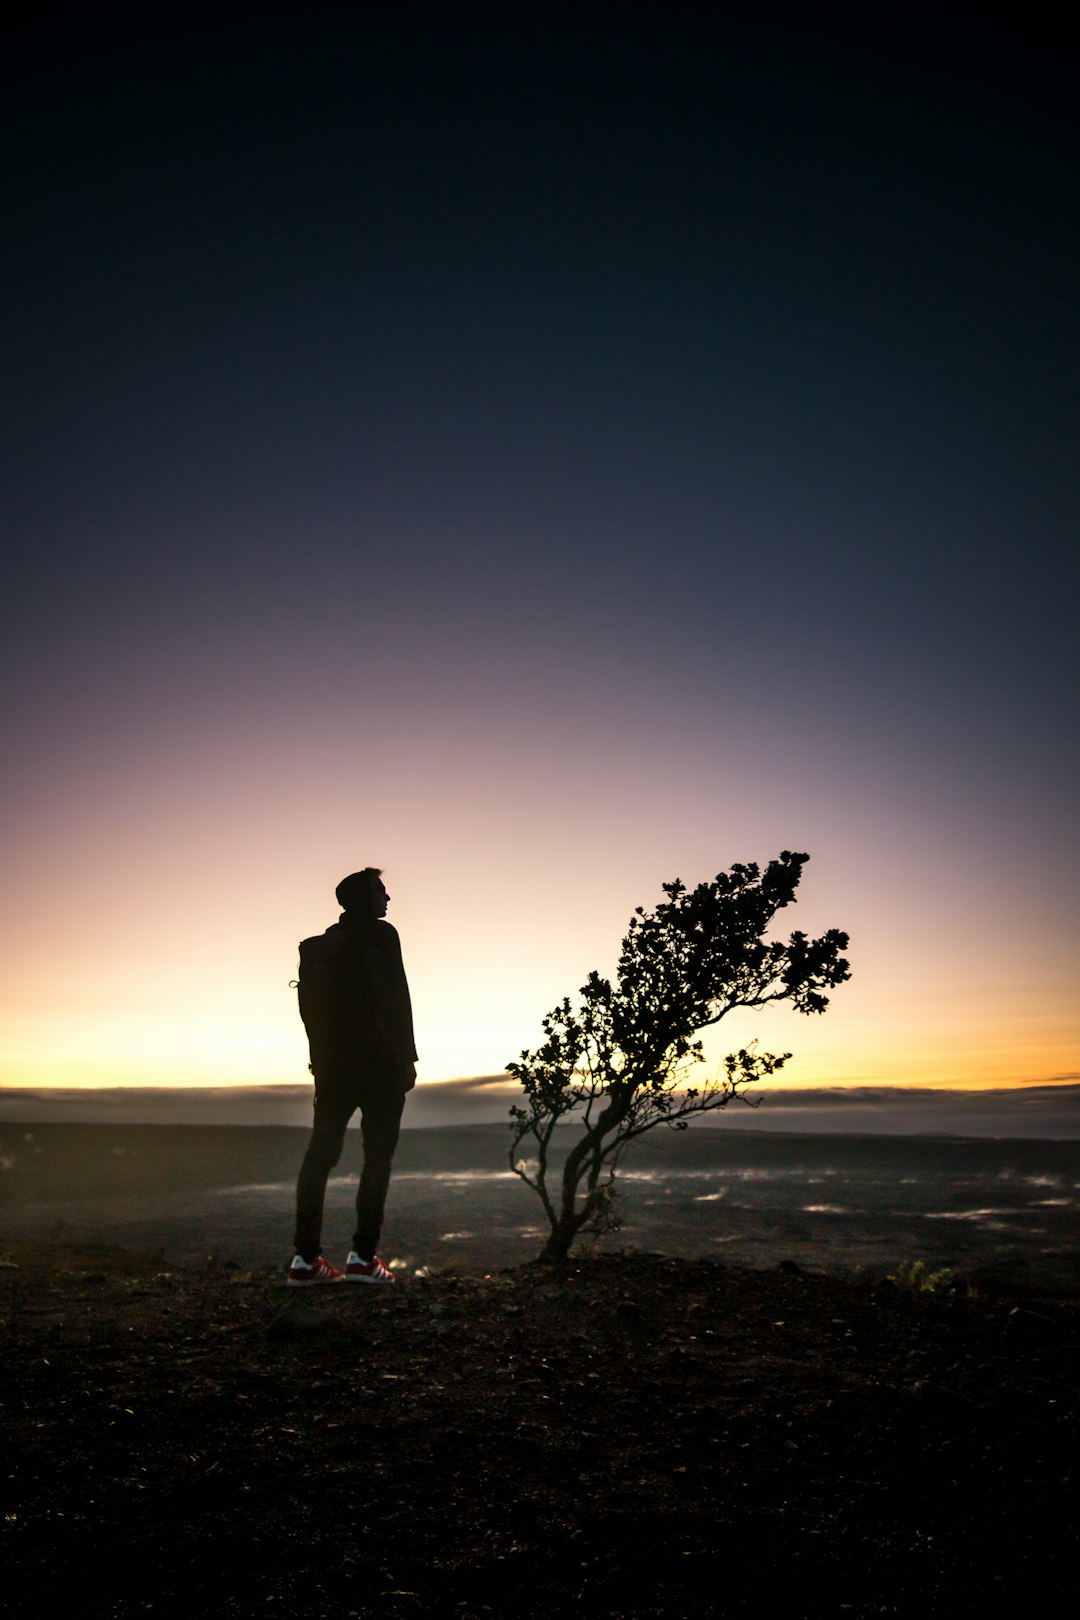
xmin=336 ymin=868 xmax=389 ymax=919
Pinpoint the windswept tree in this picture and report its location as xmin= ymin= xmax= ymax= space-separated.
xmin=509 ymin=852 xmax=850 ymax=1261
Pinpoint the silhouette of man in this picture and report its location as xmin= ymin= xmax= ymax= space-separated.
xmin=288 ymin=868 xmax=417 ymax=1286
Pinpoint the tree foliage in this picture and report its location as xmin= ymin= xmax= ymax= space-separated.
xmin=508 ymin=851 xmax=850 ymax=1261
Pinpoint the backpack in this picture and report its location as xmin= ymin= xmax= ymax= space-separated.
xmin=295 ymin=927 xmax=390 ymax=1067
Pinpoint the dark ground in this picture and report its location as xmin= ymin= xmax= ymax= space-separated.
xmin=2 ymin=1238 xmax=1077 ymax=1617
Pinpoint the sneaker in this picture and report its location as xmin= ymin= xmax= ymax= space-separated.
xmin=286 ymin=1254 xmax=344 ymax=1288
xmin=344 ymin=1251 xmax=395 ymax=1284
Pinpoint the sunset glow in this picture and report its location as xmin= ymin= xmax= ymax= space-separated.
xmin=1 ymin=805 xmax=1074 ymax=1096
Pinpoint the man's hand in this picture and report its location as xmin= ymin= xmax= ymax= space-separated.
xmin=402 ymin=1062 xmax=417 ymax=1092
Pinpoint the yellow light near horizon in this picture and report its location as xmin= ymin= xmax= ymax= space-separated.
xmin=0 ymin=1007 xmax=307 ymax=1090
xmin=1 ymin=1001 xmax=1074 ymax=1095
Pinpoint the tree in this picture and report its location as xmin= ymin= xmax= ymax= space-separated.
xmin=508 ymin=851 xmax=850 ymax=1262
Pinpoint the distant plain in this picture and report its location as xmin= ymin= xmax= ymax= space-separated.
xmin=2 ymin=1121 xmax=1077 ymax=1296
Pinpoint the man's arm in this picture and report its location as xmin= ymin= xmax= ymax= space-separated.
xmin=376 ymin=922 xmax=418 ymax=1077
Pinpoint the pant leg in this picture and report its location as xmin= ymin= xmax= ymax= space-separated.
xmin=352 ymin=1073 xmax=406 ymax=1258
xmin=293 ymin=1085 xmax=356 ymax=1262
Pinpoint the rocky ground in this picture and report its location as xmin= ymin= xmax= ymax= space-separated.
xmin=2 ymin=1238 xmax=1077 ymax=1617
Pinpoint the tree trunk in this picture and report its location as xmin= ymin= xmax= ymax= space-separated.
xmin=536 ymin=1089 xmax=634 ymax=1261
xmin=538 ymin=1210 xmax=580 ymax=1263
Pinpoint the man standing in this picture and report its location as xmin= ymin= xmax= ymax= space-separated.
xmin=288 ymin=868 xmax=417 ymax=1286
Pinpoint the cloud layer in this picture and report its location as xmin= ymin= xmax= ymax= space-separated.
xmin=2 ymin=1078 xmax=1077 ymax=1138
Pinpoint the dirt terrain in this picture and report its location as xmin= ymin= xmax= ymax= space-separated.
xmin=2 ymin=1238 xmax=1077 ymax=1617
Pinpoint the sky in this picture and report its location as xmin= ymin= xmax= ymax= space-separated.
xmin=2 ymin=12 xmax=1077 ymax=1118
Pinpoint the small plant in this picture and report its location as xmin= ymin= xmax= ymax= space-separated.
xmin=888 ymin=1260 xmax=954 ymax=1295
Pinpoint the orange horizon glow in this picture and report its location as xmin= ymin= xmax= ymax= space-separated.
xmin=2 ymin=729 xmax=1076 ymax=1110
xmin=2 ymin=1072 xmax=1077 ymax=1096
xmin=4 ymin=997 xmax=1075 ymax=1101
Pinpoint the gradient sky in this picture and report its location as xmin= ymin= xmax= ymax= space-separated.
xmin=3 ymin=13 xmax=1077 ymax=1106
